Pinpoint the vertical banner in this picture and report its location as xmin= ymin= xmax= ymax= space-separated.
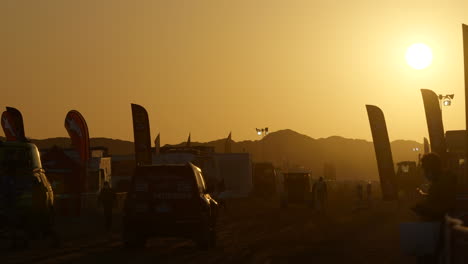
xmin=423 ymin=137 xmax=430 ymax=154
xmin=1 ymin=107 xmax=26 ymax=141
xmin=65 ymin=110 xmax=90 ymax=165
xmin=154 ymin=133 xmax=160 ymax=155
xmin=64 ymin=110 xmax=90 ymax=216
xmin=225 ymin=132 xmax=232 ymax=153
xmin=463 ymin=24 xmax=468 ymax=184
xmin=131 ymin=104 xmax=152 ymax=166
xmin=421 ymin=89 xmax=446 ymax=158
xmin=366 ymin=105 xmax=398 ymax=201
xmin=186 ymin=133 xmax=191 ymax=147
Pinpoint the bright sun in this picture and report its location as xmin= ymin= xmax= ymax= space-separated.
xmin=405 ymin=43 xmax=433 ymax=70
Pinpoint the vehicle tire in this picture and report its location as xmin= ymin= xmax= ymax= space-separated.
xmin=209 ymin=228 xmax=216 ymax=248
xmin=196 ymin=235 xmax=209 ymax=250
xmin=123 ymin=230 xmax=146 ymax=248
xmin=280 ymin=198 xmax=288 ymax=208
xmin=45 ymin=212 xmax=61 ymax=249
xmin=196 ymin=226 xmax=215 ymax=250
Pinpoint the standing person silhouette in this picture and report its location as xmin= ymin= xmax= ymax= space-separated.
xmin=98 ymin=181 xmax=116 ymax=232
xmin=216 ymin=178 xmax=227 ymax=210
xmin=314 ymin=177 xmax=328 ymax=214
xmin=366 ymin=181 xmax=372 ymax=206
xmin=356 ymin=183 xmax=364 ymax=208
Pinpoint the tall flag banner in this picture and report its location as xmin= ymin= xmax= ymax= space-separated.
xmin=131 ymin=104 xmax=152 ymax=166
xmin=155 ymin=133 xmax=160 ymax=155
xmin=366 ymin=105 xmax=398 ymax=201
xmin=65 ymin=110 xmax=90 ymax=165
xmin=424 ymin=137 xmax=430 ymax=154
xmin=186 ymin=133 xmax=191 ymax=147
xmin=64 ymin=110 xmax=90 ymax=215
xmin=463 ymin=24 xmax=468 ymax=183
xmin=225 ymin=132 xmax=232 ymax=153
xmin=421 ymin=89 xmax=446 ymax=158
xmin=1 ymin=107 xmax=26 ymax=141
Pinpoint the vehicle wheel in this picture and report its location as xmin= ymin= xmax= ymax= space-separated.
xmin=10 ymin=229 xmax=29 ymax=250
xmin=123 ymin=230 xmax=146 ymax=248
xmin=196 ymin=226 xmax=215 ymax=250
xmin=45 ymin=223 xmax=61 ymax=248
xmin=281 ymin=199 xmax=288 ymax=208
xmin=209 ymin=228 xmax=216 ymax=248
xmin=196 ymin=235 xmax=209 ymax=250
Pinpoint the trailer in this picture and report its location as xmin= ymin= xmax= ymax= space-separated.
xmin=280 ymin=169 xmax=314 ymax=208
xmin=214 ymin=153 xmax=252 ymax=197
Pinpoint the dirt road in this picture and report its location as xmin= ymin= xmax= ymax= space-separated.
xmin=3 ymin=185 xmax=419 ymax=264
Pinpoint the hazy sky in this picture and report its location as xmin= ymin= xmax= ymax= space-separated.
xmin=2 ymin=0 xmax=468 ymax=144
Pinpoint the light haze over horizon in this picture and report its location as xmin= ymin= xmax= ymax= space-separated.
xmin=2 ymin=0 xmax=468 ymax=145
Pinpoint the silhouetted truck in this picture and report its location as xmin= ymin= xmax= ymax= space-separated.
xmin=123 ymin=163 xmax=218 ymax=249
xmin=396 ymin=161 xmax=425 ymax=200
xmin=445 ymin=130 xmax=467 ymax=187
xmin=0 ymin=141 xmax=55 ymax=245
xmin=281 ymin=170 xmax=313 ymax=207
xmin=252 ymin=162 xmax=277 ymax=197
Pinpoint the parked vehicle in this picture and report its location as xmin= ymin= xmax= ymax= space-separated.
xmin=122 ymin=163 xmax=218 ymax=249
xmin=252 ymin=162 xmax=277 ymax=197
xmin=281 ymin=171 xmax=314 ymax=208
xmin=396 ymin=161 xmax=425 ymax=200
xmin=0 ymin=141 xmax=55 ymax=246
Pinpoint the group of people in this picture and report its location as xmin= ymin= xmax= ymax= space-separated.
xmin=356 ymin=181 xmax=372 ymax=207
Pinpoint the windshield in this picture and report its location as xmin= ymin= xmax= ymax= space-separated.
xmin=134 ymin=166 xmax=196 ymax=196
xmin=0 ymin=147 xmax=33 ymax=172
xmin=0 ymin=147 xmax=37 ymax=196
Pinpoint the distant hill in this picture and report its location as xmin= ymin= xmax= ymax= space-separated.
xmin=163 ymin=129 xmax=423 ymax=181
xmin=0 ymin=129 xmax=423 ymax=180
xmin=195 ymin=130 xmax=423 ymax=181
xmin=0 ymin=136 xmax=134 ymax=156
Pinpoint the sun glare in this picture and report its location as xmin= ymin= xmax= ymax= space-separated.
xmin=405 ymin=43 xmax=433 ymax=70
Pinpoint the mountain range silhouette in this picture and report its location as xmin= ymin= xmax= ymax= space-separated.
xmin=1 ymin=129 xmax=423 ymax=180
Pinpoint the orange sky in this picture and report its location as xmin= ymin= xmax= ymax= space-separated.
xmin=2 ymin=0 xmax=468 ymax=144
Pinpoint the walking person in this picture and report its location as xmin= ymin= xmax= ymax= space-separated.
xmin=366 ymin=181 xmax=372 ymax=207
xmin=216 ymin=178 xmax=227 ymax=210
xmin=98 ymin=181 xmax=116 ymax=232
xmin=314 ymin=177 xmax=328 ymax=214
xmin=311 ymin=179 xmax=317 ymax=209
xmin=356 ymin=183 xmax=363 ymax=209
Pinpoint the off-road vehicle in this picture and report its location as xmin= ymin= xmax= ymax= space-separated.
xmin=123 ymin=163 xmax=218 ymax=249
xmin=0 ymin=141 xmax=55 ymax=247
